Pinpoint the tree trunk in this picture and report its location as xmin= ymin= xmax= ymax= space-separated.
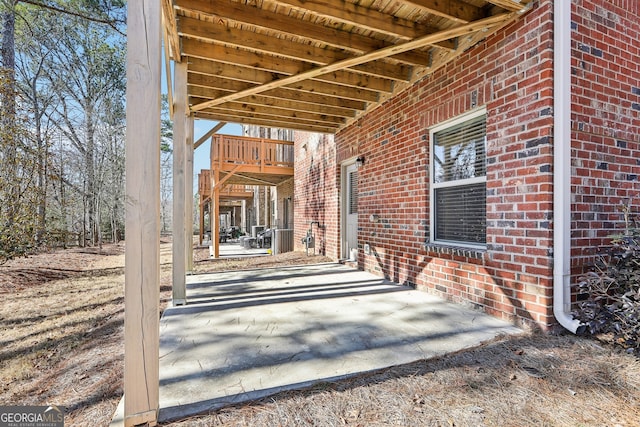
xmin=1 ymin=3 xmax=16 ymax=103
xmin=85 ymin=105 xmax=97 ymax=245
xmin=1 ymin=3 xmax=17 ymax=227
xmin=34 ymin=91 xmax=47 ymax=244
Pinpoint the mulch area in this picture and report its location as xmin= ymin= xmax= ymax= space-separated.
xmin=0 ymin=244 xmax=125 ymax=292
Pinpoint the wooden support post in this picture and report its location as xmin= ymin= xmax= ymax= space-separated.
xmin=124 ymin=0 xmax=160 ymax=425
xmin=217 ymin=135 xmax=224 ymax=170
xmin=172 ymin=62 xmax=188 ymax=305
xmin=186 ymin=115 xmax=194 ymax=273
xmin=208 ymin=172 xmax=213 ymax=255
xmin=241 ymin=199 xmax=247 ymax=234
xmin=265 ymin=186 xmax=271 ymax=228
xmin=260 ymin=138 xmax=265 ymax=173
xmin=198 ymin=196 xmax=205 ymax=246
xmin=213 ymin=168 xmax=220 ymax=258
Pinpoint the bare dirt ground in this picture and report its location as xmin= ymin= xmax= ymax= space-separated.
xmin=1 ymin=241 xmax=639 ymax=426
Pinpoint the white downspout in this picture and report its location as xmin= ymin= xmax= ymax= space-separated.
xmin=553 ymin=0 xmax=580 ymax=333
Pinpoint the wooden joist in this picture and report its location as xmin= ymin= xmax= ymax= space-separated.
xmin=187 ymin=57 xmax=395 ymax=93
xmin=167 ymin=0 xmax=532 ymax=132
xmin=191 ymin=12 xmax=513 ymax=112
xmin=182 ymin=38 xmax=413 ymax=83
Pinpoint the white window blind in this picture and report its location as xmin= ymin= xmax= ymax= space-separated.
xmin=348 ymin=170 xmax=358 ymax=215
xmin=431 ymin=112 xmax=486 ymax=246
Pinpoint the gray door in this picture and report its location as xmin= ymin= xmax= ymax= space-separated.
xmin=345 ymin=163 xmax=358 ymax=260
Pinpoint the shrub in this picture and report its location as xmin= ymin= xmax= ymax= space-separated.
xmin=572 ymin=204 xmax=640 ymax=356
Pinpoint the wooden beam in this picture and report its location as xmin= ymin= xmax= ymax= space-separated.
xmin=199 ymin=100 xmax=347 ymax=126
xmin=161 ymin=0 xmax=180 ymax=61
xmin=399 ymin=0 xmax=484 ymax=22
xmin=172 ymin=61 xmax=188 ymax=305
xmin=195 ymin=111 xmax=337 ymax=134
xmin=232 ymin=173 xmax=284 ymax=186
xmin=182 ymin=38 xmax=412 ymax=82
xmin=212 ymin=164 xmax=244 ymax=191
xmin=483 ymin=0 xmax=529 ymax=12
xmin=178 ymin=16 xmax=434 ymax=67
xmin=188 ymin=83 xmax=367 ymax=112
xmin=124 ymin=0 xmax=161 ymax=425
xmin=191 ymin=12 xmax=512 ymax=112
xmin=195 ymin=111 xmax=339 ymax=134
xmin=179 ymin=17 xmax=350 ymax=63
xmin=272 ymin=0 xmax=481 ymax=31
xmin=176 ymin=1 xmax=455 ymax=50
xmin=186 ymin=115 xmax=194 ymax=273
xmin=240 ymin=94 xmax=357 ymax=119
xmin=187 ymin=57 xmax=394 ymax=93
xmin=189 ymin=85 xmax=357 ymax=118
xmin=193 ymin=121 xmax=226 ymax=150
xmin=198 ymin=109 xmax=341 ymax=130
xmin=162 ymin=19 xmax=174 ymax=119
xmin=191 ymin=95 xmax=346 ymax=124
xmin=188 ymin=73 xmax=380 ymax=103
xmin=214 ymin=163 xmax=295 ymax=176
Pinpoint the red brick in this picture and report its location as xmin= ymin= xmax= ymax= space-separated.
xmin=292 ymin=0 xmax=640 ymax=330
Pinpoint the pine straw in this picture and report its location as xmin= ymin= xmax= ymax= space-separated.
xmin=163 ymin=334 xmax=640 ymax=427
xmin=0 ymin=244 xmax=127 ymax=426
xmin=1 ymin=243 xmax=639 ymax=426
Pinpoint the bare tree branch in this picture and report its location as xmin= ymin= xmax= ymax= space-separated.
xmin=18 ymin=0 xmax=125 ymax=35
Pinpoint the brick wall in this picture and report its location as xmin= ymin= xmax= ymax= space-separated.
xmin=293 ymin=132 xmax=340 ymax=258
xmin=291 ymin=0 xmax=640 ymax=329
xmin=325 ymin=1 xmax=556 ymax=329
xmin=571 ymin=0 xmax=640 ymax=271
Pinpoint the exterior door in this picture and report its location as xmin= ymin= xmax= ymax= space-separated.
xmin=283 ymin=197 xmax=292 ymax=229
xmin=344 ymin=163 xmax=359 ymax=260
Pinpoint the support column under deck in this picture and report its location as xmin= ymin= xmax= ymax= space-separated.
xmin=213 ymin=168 xmax=220 ymax=258
xmin=171 ymin=62 xmax=187 ymax=305
xmin=186 ymin=116 xmax=194 ymax=273
xmin=123 ymin=0 xmax=160 ymax=425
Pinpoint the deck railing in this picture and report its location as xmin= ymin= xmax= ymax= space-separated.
xmin=220 ymin=184 xmax=254 ymax=198
xmin=198 ymin=170 xmax=254 ymax=199
xmin=198 ymin=170 xmax=211 ymax=196
xmin=211 ymin=134 xmax=294 ymax=170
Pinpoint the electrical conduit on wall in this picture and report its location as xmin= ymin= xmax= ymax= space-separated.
xmin=553 ymin=0 xmax=580 ymax=333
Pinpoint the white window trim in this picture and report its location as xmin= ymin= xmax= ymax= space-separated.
xmin=429 ymin=107 xmax=487 ymax=249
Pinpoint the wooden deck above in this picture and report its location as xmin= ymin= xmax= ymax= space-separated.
xmin=201 ymin=134 xmax=295 ymax=255
xmin=163 ymin=0 xmax=531 ymax=134
xmin=211 ymin=134 xmax=294 ymax=186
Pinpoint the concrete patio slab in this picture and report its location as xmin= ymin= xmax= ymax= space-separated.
xmin=197 ymin=241 xmax=270 ymax=259
xmin=157 ymin=262 xmax=521 ymax=423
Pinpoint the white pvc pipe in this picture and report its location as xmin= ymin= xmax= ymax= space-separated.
xmin=553 ymin=0 xmax=580 ymax=333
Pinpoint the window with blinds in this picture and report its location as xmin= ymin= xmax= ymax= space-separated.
xmin=430 ymin=110 xmax=486 ymax=247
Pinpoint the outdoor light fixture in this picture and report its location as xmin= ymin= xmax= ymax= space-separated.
xmin=356 ymin=155 xmax=365 ymax=168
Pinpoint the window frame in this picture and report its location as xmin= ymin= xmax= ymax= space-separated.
xmin=429 ymin=107 xmax=487 ymax=249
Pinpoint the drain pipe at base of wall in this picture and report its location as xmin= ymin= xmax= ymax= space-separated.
xmin=553 ymin=0 xmax=580 ymax=333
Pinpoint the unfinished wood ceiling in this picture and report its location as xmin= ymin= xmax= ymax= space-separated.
xmin=163 ymin=0 xmax=531 ymax=134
